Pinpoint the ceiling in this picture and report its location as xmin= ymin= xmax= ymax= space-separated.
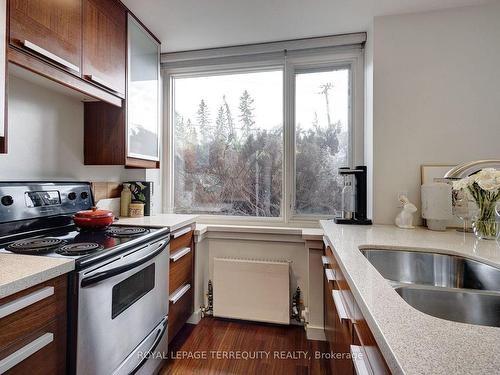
xmin=122 ymin=0 xmax=494 ymax=53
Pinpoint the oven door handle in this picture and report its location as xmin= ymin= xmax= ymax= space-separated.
xmin=129 ymin=317 xmax=168 ymax=375
xmin=80 ymin=240 xmax=168 ymax=287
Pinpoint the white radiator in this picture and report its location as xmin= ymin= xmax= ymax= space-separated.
xmin=213 ymin=257 xmax=290 ymax=324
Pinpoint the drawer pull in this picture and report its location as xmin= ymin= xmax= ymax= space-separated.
xmin=22 ymin=40 xmax=80 ymax=72
xmin=170 ymin=247 xmax=191 ymax=262
xmin=325 ymin=268 xmax=336 ymax=282
xmin=0 ymin=332 xmax=53 ymax=373
xmin=0 ymin=286 xmax=54 ymax=319
xmin=350 ymin=345 xmax=371 ymax=375
xmin=85 ymin=74 xmax=120 ymax=94
xmin=321 ymin=256 xmax=330 ymax=266
xmin=169 ymin=284 xmax=191 ymax=304
xmin=171 ymin=226 xmax=191 ymax=239
xmin=332 ymin=290 xmax=349 ymax=322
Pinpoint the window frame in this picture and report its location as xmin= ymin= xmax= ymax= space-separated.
xmin=162 ymin=47 xmax=364 ymax=226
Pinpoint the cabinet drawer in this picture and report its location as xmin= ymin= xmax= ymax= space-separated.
xmin=168 ymin=284 xmax=193 ymax=343
xmin=352 ymin=317 xmax=390 ymax=374
xmin=170 ymin=228 xmax=193 ymax=251
xmin=0 ymin=317 xmax=66 ymax=375
xmin=169 ymin=246 xmax=193 ymax=294
xmin=0 ymin=276 xmax=66 ymax=351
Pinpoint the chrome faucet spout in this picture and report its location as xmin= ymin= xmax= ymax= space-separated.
xmin=444 ymin=160 xmax=500 ymax=179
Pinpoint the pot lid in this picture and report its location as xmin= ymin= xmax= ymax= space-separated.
xmin=74 ymin=207 xmax=113 ymax=219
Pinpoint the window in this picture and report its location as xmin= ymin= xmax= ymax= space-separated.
xmin=294 ymin=67 xmax=350 ymax=216
xmin=164 ymin=35 xmax=365 ymax=223
xmin=172 ymin=70 xmax=283 ymax=217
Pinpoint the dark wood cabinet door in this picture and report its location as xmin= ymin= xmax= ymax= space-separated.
xmin=9 ymin=0 xmax=82 ymax=75
xmin=82 ymin=0 xmax=126 ymax=96
xmin=330 ymin=290 xmax=354 ymax=374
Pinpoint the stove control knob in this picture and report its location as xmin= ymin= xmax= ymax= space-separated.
xmin=1 ymin=195 xmax=13 ymax=206
xmin=80 ymin=191 xmax=89 ymax=200
xmin=68 ymin=192 xmax=77 ymax=200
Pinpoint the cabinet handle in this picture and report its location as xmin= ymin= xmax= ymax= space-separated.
xmin=21 ymin=40 xmax=80 ymax=73
xmin=325 ymin=268 xmax=336 ymax=282
xmin=0 ymin=286 xmax=54 ymax=319
xmin=332 ymin=290 xmax=349 ymax=322
xmin=350 ymin=345 xmax=372 ymax=375
xmin=321 ymin=256 xmax=330 ymax=266
xmin=171 ymin=226 xmax=191 ymax=239
xmin=170 ymin=247 xmax=191 ymax=262
xmin=169 ymin=284 xmax=191 ymax=304
xmin=0 ymin=332 xmax=53 ymax=373
xmin=85 ymin=74 xmax=120 ymax=94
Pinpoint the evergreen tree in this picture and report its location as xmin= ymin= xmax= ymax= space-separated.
xmin=215 ymin=105 xmax=226 ymax=142
xmin=185 ymin=118 xmax=197 ymax=145
xmin=312 ymin=112 xmax=319 ymax=130
xmin=238 ymin=90 xmax=255 ymax=137
xmin=174 ymin=111 xmax=185 ymax=139
xmin=222 ymin=95 xmax=235 ymax=143
xmin=197 ymin=99 xmax=211 ymax=140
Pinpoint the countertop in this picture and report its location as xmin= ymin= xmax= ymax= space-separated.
xmin=117 ymin=214 xmax=198 ymax=232
xmin=320 ymin=221 xmax=500 ymax=375
xmin=0 ymin=254 xmax=74 ymax=299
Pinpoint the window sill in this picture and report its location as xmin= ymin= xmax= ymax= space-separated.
xmin=193 ymin=223 xmax=324 ymax=242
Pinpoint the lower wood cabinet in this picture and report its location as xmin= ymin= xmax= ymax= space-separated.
xmin=168 ymin=227 xmax=195 ymax=343
xmin=0 ymin=275 xmax=67 ymax=374
xmin=323 ymin=245 xmax=390 ymax=375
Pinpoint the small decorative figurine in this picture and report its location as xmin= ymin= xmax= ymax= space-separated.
xmin=395 ymin=195 xmax=417 ymax=229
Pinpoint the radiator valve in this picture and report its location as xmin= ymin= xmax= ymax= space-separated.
xmin=201 ymin=280 xmax=214 ymax=318
xmin=291 ymin=286 xmax=302 ymax=322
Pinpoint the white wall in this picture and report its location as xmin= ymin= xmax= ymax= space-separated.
xmin=372 ymin=2 xmax=500 ymax=224
xmin=0 ymin=76 xmax=143 ymax=182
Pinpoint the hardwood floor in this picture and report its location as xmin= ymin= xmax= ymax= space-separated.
xmin=161 ymin=318 xmax=331 ymax=375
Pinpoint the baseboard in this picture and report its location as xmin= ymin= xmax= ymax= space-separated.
xmin=306 ymin=325 xmax=326 ymax=341
xmin=187 ymin=309 xmax=202 ymax=324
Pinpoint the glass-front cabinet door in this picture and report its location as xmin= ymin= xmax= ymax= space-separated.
xmin=127 ymin=15 xmax=160 ymax=161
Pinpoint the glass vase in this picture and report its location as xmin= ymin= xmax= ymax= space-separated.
xmin=471 ymin=199 xmax=500 ymax=240
xmin=472 ymin=220 xmax=499 ymax=240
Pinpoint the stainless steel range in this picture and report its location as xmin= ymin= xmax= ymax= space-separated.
xmin=0 ymin=182 xmax=170 ymax=375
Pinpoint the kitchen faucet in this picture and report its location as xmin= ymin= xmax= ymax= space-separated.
xmin=444 ymin=160 xmax=500 ymax=179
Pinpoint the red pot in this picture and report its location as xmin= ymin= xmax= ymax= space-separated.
xmin=73 ymin=207 xmax=114 ymax=229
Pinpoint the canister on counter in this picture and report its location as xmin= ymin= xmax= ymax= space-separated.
xmin=128 ymin=201 xmax=145 ymax=218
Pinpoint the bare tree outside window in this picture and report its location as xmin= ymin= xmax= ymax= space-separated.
xmin=173 ymin=67 xmax=350 ymax=218
xmin=173 ymin=71 xmax=283 ymax=217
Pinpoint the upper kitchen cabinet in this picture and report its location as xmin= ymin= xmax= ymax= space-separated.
xmin=127 ymin=14 xmax=160 ymax=163
xmin=6 ymin=0 xmax=123 ymax=109
xmin=82 ymin=0 xmax=126 ymax=97
xmin=9 ymin=0 xmax=82 ymax=76
xmin=83 ymin=13 xmax=160 ymax=168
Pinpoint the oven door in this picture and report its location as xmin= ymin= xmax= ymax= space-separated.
xmin=76 ymin=238 xmax=169 ymax=375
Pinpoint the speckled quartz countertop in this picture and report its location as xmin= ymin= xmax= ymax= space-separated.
xmin=0 ymin=254 xmax=74 ymax=299
xmin=320 ymin=221 xmax=500 ymax=375
xmin=117 ymin=214 xmax=197 ymax=232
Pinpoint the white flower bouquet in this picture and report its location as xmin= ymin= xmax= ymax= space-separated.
xmin=453 ymin=168 xmax=500 ymax=239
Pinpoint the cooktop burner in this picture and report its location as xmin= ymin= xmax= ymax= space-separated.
xmin=106 ymin=227 xmax=149 ymax=238
xmin=6 ymin=238 xmax=66 ymax=254
xmin=57 ymin=242 xmax=104 ymax=256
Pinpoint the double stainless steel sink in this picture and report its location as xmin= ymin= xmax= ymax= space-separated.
xmin=361 ymin=249 xmax=500 ymax=327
